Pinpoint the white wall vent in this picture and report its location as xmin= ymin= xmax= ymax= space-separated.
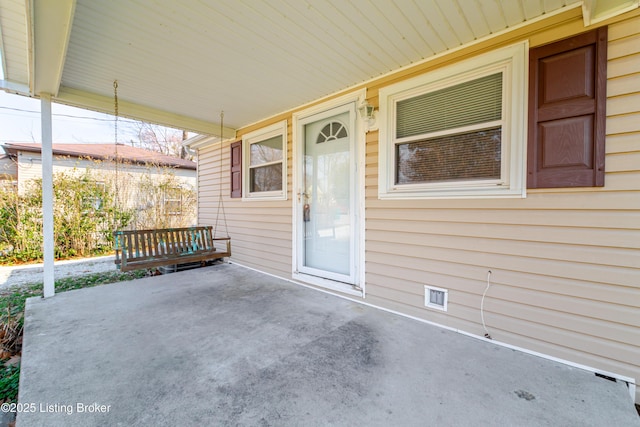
xmin=424 ymin=285 xmax=448 ymax=312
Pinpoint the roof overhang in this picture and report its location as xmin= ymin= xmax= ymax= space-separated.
xmin=1 ymin=0 xmax=638 ymax=140
xmin=2 ymin=142 xmax=197 ymax=169
xmin=183 ymin=134 xmax=220 ymax=150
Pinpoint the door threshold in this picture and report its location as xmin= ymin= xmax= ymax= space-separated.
xmin=292 ymin=272 xmax=362 ymax=297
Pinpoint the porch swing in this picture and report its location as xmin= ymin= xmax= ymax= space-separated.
xmin=113 ymin=81 xmax=231 ymax=272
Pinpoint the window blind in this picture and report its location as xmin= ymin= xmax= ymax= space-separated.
xmin=396 ymin=72 xmax=503 ymax=139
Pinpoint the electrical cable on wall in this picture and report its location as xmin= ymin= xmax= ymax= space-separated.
xmin=481 ymin=270 xmax=493 ymax=339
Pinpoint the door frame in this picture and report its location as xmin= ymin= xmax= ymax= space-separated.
xmin=291 ymin=89 xmax=366 ymax=297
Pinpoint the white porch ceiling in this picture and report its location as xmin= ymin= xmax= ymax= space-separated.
xmin=0 ymin=0 xmax=637 ymax=136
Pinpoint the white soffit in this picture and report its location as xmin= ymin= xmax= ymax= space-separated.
xmin=0 ymin=0 xmax=30 ymax=93
xmin=8 ymin=0 xmax=636 ymax=134
xmin=59 ymin=0 xmax=574 ymax=131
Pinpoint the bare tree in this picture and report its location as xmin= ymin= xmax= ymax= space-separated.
xmin=128 ymin=122 xmax=192 ymax=160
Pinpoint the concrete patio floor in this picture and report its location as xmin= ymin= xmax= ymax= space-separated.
xmin=18 ymin=263 xmax=639 ymax=426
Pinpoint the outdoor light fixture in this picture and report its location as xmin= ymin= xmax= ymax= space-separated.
xmin=358 ymin=99 xmax=377 ymax=131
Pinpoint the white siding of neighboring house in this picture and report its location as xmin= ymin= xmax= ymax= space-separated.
xmin=14 ymin=151 xmax=197 ymax=224
xmin=0 ymin=156 xmax=17 ymax=181
xmin=197 ymin=9 xmax=640 ymax=402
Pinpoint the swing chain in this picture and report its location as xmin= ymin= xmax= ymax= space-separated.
xmin=214 ymin=111 xmax=230 ymax=239
xmin=113 ymin=80 xmax=120 ymax=222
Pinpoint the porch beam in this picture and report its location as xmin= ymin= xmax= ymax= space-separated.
xmin=33 ymin=0 xmax=76 ymax=96
xmin=56 ymin=86 xmax=237 ymax=138
xmin=41 ymin=93 xmax=54 ymax=298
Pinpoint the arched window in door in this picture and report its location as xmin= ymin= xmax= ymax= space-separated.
xmin=316 ymin=121 xmax=348 ymax=144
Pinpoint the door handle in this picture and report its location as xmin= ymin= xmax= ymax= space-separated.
xmin=303 ymin=203 xmax=311 ymax=222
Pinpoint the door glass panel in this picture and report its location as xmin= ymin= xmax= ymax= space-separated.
xmin=303 ymin=112 xmax=350 ymax=275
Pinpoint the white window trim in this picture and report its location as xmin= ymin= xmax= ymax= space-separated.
xmin=242 ymin=120 xmax=288 ymax=201
xmin=378 ymin=42 xmax=528 ymax=199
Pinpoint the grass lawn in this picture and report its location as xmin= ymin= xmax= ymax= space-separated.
xmin=0 ymin=270 xmax=147 ymax=404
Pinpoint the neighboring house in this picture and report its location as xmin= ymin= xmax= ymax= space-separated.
xmin=188 ymin=9 xmax=640 ymax=402
xmin=1 ymin=143 xmax=197 ymax=226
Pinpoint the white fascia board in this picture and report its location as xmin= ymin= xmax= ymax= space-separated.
xmin=0 ymin=79 xmax=30 ymax=95
xmin=183 ymin=134 xmax=221 ymax=150
xmin=582 ymin=0 xmax=640 ymax=25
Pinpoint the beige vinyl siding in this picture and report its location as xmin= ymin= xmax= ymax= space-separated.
xmin=196 ymin=9 xmax=640 ymax=402
xmin=364 ymin=13 xmax=640 ymax=401
xmin=197 ymin=118 xmax=293 ymax=279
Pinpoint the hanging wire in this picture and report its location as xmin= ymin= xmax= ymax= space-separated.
xmin=113 ymin=80 xmax=120 ymax=223
xmin=214 ymin=111 xmax=229 ymax=239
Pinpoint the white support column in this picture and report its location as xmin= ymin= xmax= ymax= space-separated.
xmin=41 ymin=94 xmax=55 ymax=298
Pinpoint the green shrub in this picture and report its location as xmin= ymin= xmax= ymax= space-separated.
xmin=0 ymin=169 xmax=133 ymax=263
xmin=0 ymin=183 xmax=43 ymax=263
xmin=0 ymin=364 xmax=20 ymax=403
xmin=0 ymin=161 xmax=196 ymax=264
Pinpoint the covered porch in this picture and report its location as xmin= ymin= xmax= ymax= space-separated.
xmin=18 ymin=263 xmax=638 ymax=426
xmin=1 ymin=0 xmax=638 ymax=296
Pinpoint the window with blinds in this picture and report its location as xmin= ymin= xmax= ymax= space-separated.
xmin=395 ymin=72 xmax=503 ymax=185
xmin=378 ymin=42 xmax=527 ymax=199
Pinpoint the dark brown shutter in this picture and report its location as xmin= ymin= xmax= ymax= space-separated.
xmin=230 ymin=140 xmax=242 ymax=198
xmin=528 ymin=27 xmax=607 ymax=188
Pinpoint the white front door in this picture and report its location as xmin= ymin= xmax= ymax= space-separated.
xmin=296 ymin=103 xmax=358 ymax=285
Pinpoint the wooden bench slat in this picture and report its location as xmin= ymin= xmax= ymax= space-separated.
xmin=137 ymin=232 xmax=143 ymax=258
